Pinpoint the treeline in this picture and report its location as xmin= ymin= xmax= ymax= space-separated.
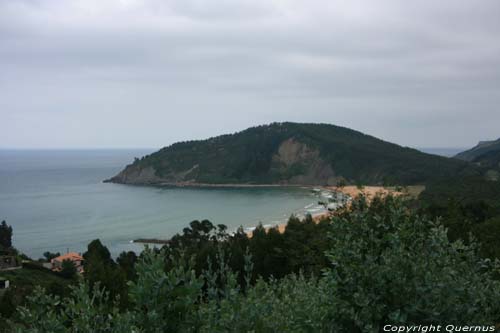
xmin=46 ymin=214 xmax=333 ymax=311
xmin=167 ymin=214 xmax=332 ymax=281
xmin=418 ymin=175 xmax=500 ymax=259
xmin=4 ymin=196 xmax=500 ymax=332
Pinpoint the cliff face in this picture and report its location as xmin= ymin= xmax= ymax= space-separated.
xmin=107 ymin=165 xmax=161 ymax=185
xmin=269 ymin=138 xmax=335 ymax=185
xmin=106 ymin=122 xmax=476 ymax=186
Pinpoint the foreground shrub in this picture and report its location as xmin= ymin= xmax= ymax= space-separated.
xmin=325 ymin=196 xmax=500 ymax=331
xmin=9 ymin=196 xmax=500 ymax=332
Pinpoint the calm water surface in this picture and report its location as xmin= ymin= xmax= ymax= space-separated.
xmin=0 ymin=150 xmax=320 ymax=258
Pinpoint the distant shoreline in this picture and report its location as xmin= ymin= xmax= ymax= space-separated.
xmin=157 ymin=182 xmax=310 ymax=188
xmin=105 ymin=179 xmax=319 ymax=189
xmin=131 ymin=185 xmax=338 ymax=244
xmin=132 ymin=210 xmax=334 ymax=244
xmin=130 ymin=184 xmax=423 ymax=244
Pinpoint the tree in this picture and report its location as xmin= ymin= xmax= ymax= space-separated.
xmin=42 ymin=251 xmax=61 ymax=262
xmin=83 ymin=239 xmax=127 ymax=307
xmin=60 ymin=259 xmax=77 ymax=279
xmin=324 ymin=195 xmax=500 ymax=330
xmin=0 ymin=220 xmax=13 ymax=250
xmin=10 ymin=197 xmax=500 ymax=332
xmin=0 ymin=289 xmax=16 ymax=319
xmin=13 ymin=284 xmax=135 ymax=333
xmin=473 ymin=216 xmax=500 ymax=259
xmin=117 ymin=251 xmax=138 ymax=282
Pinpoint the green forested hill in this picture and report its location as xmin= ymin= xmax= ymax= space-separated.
xmin=106 ymin=122 xmax=477 ymax=186
xmin=455 ymin=139 xmax=500 ymax=180
xmin=455 ymin=139 xmax=500 ymax=176
xmin=455 ymin=138 xmax=500 ymax=162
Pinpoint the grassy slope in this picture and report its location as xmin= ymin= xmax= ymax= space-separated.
xmin=1 ymin=267 xmax=68 ymax=287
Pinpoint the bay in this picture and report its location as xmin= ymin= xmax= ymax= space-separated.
xmin=0 ymin=149 xmax=320 ymax=258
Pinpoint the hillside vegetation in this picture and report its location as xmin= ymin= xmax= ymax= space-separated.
xmin=455 ymin=138 xmax=500 ymax=162
xmin=7 ymin=197 xmax=500 ymax=332
xmin=455 ymin=138 xmax=500 ymax=180
xmin=107 ymin=122 xmax=476 ymax=186
xmin=0 ymin=266 xmax=72 ymax=324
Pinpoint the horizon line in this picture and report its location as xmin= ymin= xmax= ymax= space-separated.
xmin=0 ymin=146 xmax=468 ymax=150
xmin=0 ymin=147 xmax=159 ymax=150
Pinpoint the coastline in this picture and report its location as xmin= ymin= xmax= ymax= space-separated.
xmin=105 ymin=179 xmax=316 ymax=189
xmin=130 ymin=184 xmax=423 ymax=244
xmin=133 ymin=210 xmax=333 ymax=244
xmin=132 ymin=186 xmax=338 ymax=244
xmin=107 ymin=180 xmax=422 ymax=195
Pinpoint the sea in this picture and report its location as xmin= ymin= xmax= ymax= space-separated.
xmin=417 ymin=147 xmax=466 ymax=157
xmin=0 ymin=147 xmax=464 ymax=259
xmin=0 ymin=149 xmax=325 ymax=259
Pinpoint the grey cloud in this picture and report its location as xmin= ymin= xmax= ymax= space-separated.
xmin=1 ymin=0 xmax=499 ymax=149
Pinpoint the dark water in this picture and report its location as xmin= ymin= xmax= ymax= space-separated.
xmin=0 ymin=150 xmax=320 ymax=258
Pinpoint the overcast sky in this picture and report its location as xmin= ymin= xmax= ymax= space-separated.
xmin=1 ymin=0 xmax=499 ymax=149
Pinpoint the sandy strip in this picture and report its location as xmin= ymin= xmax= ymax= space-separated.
xmin=245 ymin=185 xmax=424 ymax=238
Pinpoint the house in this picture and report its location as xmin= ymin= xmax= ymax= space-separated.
xmin=0 ymin=277 xmax=9 ymax=289
xmin=0 ymin=255 xmax=20 ymax=271
xmin=51 ymin=252 xmax=84 ymax=274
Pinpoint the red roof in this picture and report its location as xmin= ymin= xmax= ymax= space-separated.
xmin=51 ymin=252 xmax=83 ymax=263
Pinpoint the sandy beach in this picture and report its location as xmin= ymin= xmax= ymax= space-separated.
xmin=245 ymin=184 xmax=425 ymax=238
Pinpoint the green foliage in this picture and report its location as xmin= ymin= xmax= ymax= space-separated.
xmin=112 ymin=122 xmax=476 ymax=186
xmin=59 ymin=259 xmax=77 ymax=279
xmin=281 ymin=214 xmax=330 ymax=276
xmin=8 ymin=197 xmax=500 ymax=332
xmin=0 ymin=266 xmax=72 ymax=325
xmin=82 ymin=239 xmax=127 ymax=308
xmin=420 ymin=176 xmax=500 ymax=215
xmin=0 ymin=220 xmax=13 ymax=251
xmin=11 ymin=247 xmax=333 ymax=332
xmin=0 ymin=289 xmax=16 ymax=319
xmin=455 ymin=138 xmax=500 ymax=167
xmin=324 ymin=195 xmax=500 ymax=331
xmin=13 ymin=284 xmax=136 ymax=333
xmin=42 ymin=251 xmax=61 ymax=262
xmin=117 ymin=251 xmax=138 ymax=282
xmin=472 ymin=216 xmax=500 ymax=259
xmin=167 ymin=215 xmax=331 ymax=282
xmin=196 ymin=275 xmax=333 ymax=332
xmin=128 ymin=248 xmax=203 ymax=332
xmin=419 ymin=176 xmax=500 ymax=258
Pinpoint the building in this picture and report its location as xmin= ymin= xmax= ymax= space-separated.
xmin=0 ymin=255 xmax=20 ymax=271
xmin=51 ymin=252 xmax=84 ymax=274
xmin=0 ymin=277 xmax=9 ymax=289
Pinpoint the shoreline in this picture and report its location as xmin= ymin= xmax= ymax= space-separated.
xmin=106 ymin=180 xmax=423 ymax=196
xmin=130 ymin=184 xmax=423 ymax=244
xmin=133 ymin=210 xmax=333 ymax=244
xmin=133 ymin=186 xmax=338 ymax=244
xmin=105 ymin=179 xmax=318 ymax=189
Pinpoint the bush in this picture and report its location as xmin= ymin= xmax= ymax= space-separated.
xmin=59 ymin=260 xmax=77 ymax=279
xmin=9 ymin=197 xmax=500 ymax=332
xmin=324 ymin=195 xmax=500 ymax=331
